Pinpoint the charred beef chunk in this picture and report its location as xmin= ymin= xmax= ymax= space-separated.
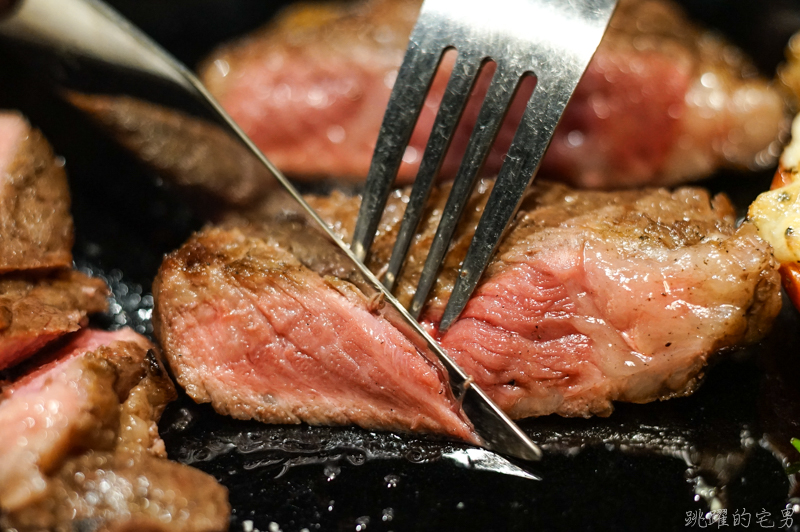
xmin=199 ymin=0 xmax=786 ymax=189
xmin=0 ymin=112 xmax=73 ymax=273
xmin=154 ymin=180 xmax=780 ymax=432
xmin=0 ymin=270 xmax=109 ymax=371
xmin=0 ymin=328 xmax=231 ymax=532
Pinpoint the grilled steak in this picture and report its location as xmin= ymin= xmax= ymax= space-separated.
xmin=0 ymin=269 xmax=109 ymax=371
xmin=309 ymin=181 xmax=781 ymax=417
xmin=200 ymin=0 xmax=786 ymax=189
xmin=155 ymin=180 xmax=780 ymax=430
xmin=153 ymin=223 xmax=479 ymax=443
xmin=0 ymin=112 xmax=73 ymax=272
xmin=0 ymin=328 xmax=230 ymax=532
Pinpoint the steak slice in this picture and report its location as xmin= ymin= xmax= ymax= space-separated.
xmin=68 ymin=92 xmax=276 ymax=212
xmin=200 ymin=0 xmax=785 ymax=189
xmin=0 ymin=328 xmax=230 ymax=532
xmin=153 ymin=223 xmax=479 ymax=444
xmin=155 ymin=180 xmax=780 ymax=433
xmin=0 ymin=112 xmax=73 ymax=272
xmin=308 ymin=180 xmax=781 ymax=417
xmin=0 ymin=269 xmax=109 ymax=371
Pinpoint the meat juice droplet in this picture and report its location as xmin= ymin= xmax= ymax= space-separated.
xmin=323 ymin=463 xmax=340 ymax=481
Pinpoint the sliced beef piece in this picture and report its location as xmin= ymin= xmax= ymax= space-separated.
xmin=0 ymin=328 xmax=230 ymax=532
xmin=156 ymin=180 xmax=780 ymax=432
xmin=199 ymin=0 xmax=786 ymax=189
xmin=153 ymin=223 xmax=479 ymax=444
xmin=0 ymin=112 xmax=73 ymax=272
xmin=0 ymin=269 xmax=109 ymax=371
xmin=308 ymin=180 xmax=781 ymax=417
xmin=0 ymin=329 xmax=150 ymax=511
xmin=68 ymin=92 xmax=276 ymax=212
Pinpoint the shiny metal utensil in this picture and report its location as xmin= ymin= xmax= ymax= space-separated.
xmin=351 ymin=0 xmax=618 ymax=331
xmin=0 ymin=0 xmax=542 ymax=461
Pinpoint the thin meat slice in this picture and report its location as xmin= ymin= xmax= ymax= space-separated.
xmin=0 ymin=328 xmax=230 ymax=532
xmin=0 ymin=112 xmax=73 ymax=272
xmin=156 ymin=180 xmax=781 ymax=431
xmin=308 ymin=180 xmax=781 ymax=418
xmin=153 ymin=223 xmax=479 ymax=444
xmin=68 ymin=92 xmax=277 ymax=212
xmin=0 ymin=269 xmax=109 ymax=371
xmin=200 ymin=0 xmax=786 ymax=189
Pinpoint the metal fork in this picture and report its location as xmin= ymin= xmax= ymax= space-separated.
xmin=351 ymin=0 xmax=618 ymax=331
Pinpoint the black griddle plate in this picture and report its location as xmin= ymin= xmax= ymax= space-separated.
xmin=1 ymin=1 xmax=800 ymax=530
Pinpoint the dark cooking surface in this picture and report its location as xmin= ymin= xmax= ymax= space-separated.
xmin=1 ymin=1 xmax=800 ymax=530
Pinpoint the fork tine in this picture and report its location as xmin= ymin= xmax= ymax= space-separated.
xmin=439 ymin=78 xmax=574 ymax=331
xmin=409 ymin=66 xmax=521 ymax=319
xmin=383 ymin=51 xmax=483 ymax=292
xmin=351 ymin=39 xmax=445 ymax=263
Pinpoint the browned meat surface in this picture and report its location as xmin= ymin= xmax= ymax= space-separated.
xmin=0 ymin=112 xmax=73 ymax=272
xmin=0 ymin=270 xmax=109 ymax=371
xmin=200 ymin=0 xmax=786 ymax=189
xmin=156 ymin=180 xmax=780 ymax=430
xmin=68 ymin=92 xmax=276 ymax=211
xmin=153 ymin=222 xmax=479 ymax=444
xmin=0 ymin=328 xmax=230 ymax=532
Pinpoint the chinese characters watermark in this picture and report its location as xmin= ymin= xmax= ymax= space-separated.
xmin=685 ymin=508 xmax=796 ymax=528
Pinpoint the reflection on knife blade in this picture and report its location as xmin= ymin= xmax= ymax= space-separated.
xmin=443 ymin=448 xmax=540 ymax=481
